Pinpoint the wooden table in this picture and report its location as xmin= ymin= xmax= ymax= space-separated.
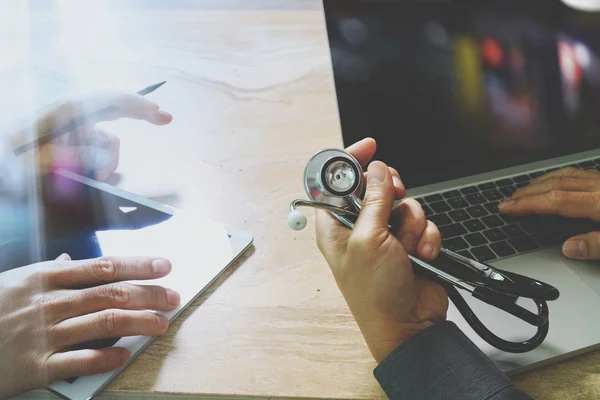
xmin=2 ymin=1 xmax=599 ymax=399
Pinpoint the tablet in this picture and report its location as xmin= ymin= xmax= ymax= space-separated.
xmin=0 ymin=169 xmax=253 ymax=400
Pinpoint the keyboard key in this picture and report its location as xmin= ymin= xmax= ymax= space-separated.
xmin=495 ymin=178 xmax=513 ymax=187
xmin=439 ymin=223 xmax=467 ymax=238
xmin=490 ymin=241 xmax=516 ymax=258
xmin=465 ymin=193 xmax=487 ymax=205
xmin=501 ymin=224 xmax=525 ymax=238
xmin=499 ymin=214 xmax=522 ymax=224
xmin=483 ymin=228 xmax=507 ymax=242
xmin=471 ymin=245 xmax=496 ymax=262
xmin=546 ymin=167 xmax=559 ymax=172
xmin=443 ymin=237 xmax=469 ymax=252
xmin=529 ymin=171 xmax=545 ymax=179
xmin=449 ymin=209 xmax=470 ymax=222
xmin=466 ymin=205 xmax=488 ymax=218
xmin=509 ymin=236 xmax=540 ymax=252
xmin=478 ymin=182 xmax=496 ymax=191
xmin=425 ymin=194 xmax=443 ymax=202
xmin=465 ymin=232 xmax=487 ymax=246
xmin=499 ymin=186 xmax=517 ymax=197
xmin=463 ymin=219 xmax=486 ymax=232
xmin=460 ymin=186 xmax=479 ymax=194
xmin=515 ymin=182 xmax=529 ymax=188
xmin=415 ymin=198 xmax=426 ymax=205
xmin=513 ymin=175 xmax=530 ymax=183
xmin=430 ymin=201 xmax=451 ymax=213
xmin=443 ymin=190 xmax=461 ymax=199
xmin=447 ymin=197 xmax=469 ymax=209
xmin=484 ymin=202 xmax=500 ymax=214
xmin=422 ymin=204 xmax=433 ymax=217
xmin=482 ymin=215 xmax=504 ymax=228
xmin=482 ymin=189 xmax=504 ymax=201
xmin=457 ymin=250 xmax=473 ymax=259
xmin=578 ymin=160 xmax=595 ymax=169
xmin=429 ymin=213 xmax=452 ymax=227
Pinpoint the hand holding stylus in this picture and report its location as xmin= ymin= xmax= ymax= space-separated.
xmin=10 ymin=87 xmax=172 ymax=181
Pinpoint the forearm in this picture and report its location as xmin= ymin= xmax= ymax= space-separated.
xmin=374 ymin=321 xmax=533 ymax=400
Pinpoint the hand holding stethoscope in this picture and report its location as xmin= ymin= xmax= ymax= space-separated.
xmin=304 ymin=138 xmax=449 ymax=363
xmin=288 ymin=138 xmax=559 ymax=354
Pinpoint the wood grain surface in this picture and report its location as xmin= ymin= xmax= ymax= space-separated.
xmin=1 ymin=1 xmax=599 ymax=399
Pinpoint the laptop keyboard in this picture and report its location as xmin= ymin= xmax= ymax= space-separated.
xmin=413 ymin=159 xmax=600 ymax=262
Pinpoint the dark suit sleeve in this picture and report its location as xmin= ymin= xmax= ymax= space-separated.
xmin=373 ymin=321 xmax=533 ymax=400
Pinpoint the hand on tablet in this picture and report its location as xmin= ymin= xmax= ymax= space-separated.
xmin=10 ymin=91 xmax=172 ymax=181
xmin=0 ymin=254 xmax=180 ymax=398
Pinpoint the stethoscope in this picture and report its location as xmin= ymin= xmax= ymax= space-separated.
xmin=288 ymin=148 xmax=560 ymax=353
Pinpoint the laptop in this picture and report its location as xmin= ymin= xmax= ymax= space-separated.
xmin=323 ymin=0 xmax=600 ymax=373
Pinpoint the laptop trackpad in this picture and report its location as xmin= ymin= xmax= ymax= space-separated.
xmin=562 ymin=257 xmax=600 ymax=297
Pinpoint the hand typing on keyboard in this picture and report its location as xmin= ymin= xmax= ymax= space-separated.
xmin=499 ymin=167 xmax=600 ymax=261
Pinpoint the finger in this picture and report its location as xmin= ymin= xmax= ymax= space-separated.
xmin=389 ymin=166 xmax=404 ymax=192
xmin=365 ymin=167 xmax=406 ymax=199
xmin=562 ymin=232 xmax=600 ymax=260
xmin=45 ymin=347 xmax=129 ymax=383
xmin=315 ymin=208 xmax=352 ymax=262
xmin=498 ymin=190 xmax=600 ymax=220
xmin=66 ymin=126 xmax=118 ymax=149
xmin=531 ymin=167 xmax=600 ymax=184
xmin=25 ymin=92 xmax=171 ymax=140
xmin=391 ymin=199 xmax=427 ymax=254
xmin=53 ymin=126 xmax=121 ymax=180
xmin=61 ymin=283 xmax=181 ymax=319
xmin=416 ymin=220 xmax=441 ymax=261
xmin=75 ymin=283 xmax=178 ymax=318
xmin=56 ymin=253 xmax=71 ymax=261
xmin=352 ymin=161 xmax=395 ymax=249
xmin=43 ymin=257 xmax=172 ymax=288
xmin=37 ymin=143 xmax=118 ymax=178
xmin=346 ymin=137 xmax=376 ymax=166
xmin=51 ymin=310 xmax=169 ymax=348
xmin=511 ymin=176 xmax=600 ymax=200
xmin=85 ymin=128 xmax=120 ymax=181
xmin=389 ymin=167 xmax=405 ymax=198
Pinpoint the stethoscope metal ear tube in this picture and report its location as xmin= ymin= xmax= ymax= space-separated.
xmin=288 ymin=148 xmax=560 ymax=353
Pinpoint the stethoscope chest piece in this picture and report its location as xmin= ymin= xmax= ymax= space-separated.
xmin=288 ymin=149 xmax=364 ymax=231
xmin=304 ymin=149 xmax=364 ymax=206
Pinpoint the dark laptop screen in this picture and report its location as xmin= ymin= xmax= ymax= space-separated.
xmin=323 ymin=0 xmax=600 ymax=188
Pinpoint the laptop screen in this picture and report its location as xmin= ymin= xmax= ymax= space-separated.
xmin=323 ymin=0 xmax=600 ymax=188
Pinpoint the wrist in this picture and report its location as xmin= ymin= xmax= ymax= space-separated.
xmin=357 ymin=319 xmax=437 ymax=364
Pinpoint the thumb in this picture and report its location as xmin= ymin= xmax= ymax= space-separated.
xmin=56 ymin=253 xmax=72 ymax=261
xmin=353 ymin=161 xmax=395 ymax=244
xmin=562 ymin=232 xmax=600 ymax=260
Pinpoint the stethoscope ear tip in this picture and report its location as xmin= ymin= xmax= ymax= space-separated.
xmin=288 ymin=209 xmax=308 ymax=231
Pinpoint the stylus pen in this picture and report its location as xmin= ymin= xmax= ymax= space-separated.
xmin=12 ymin=81 xmax=167 ymax=156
